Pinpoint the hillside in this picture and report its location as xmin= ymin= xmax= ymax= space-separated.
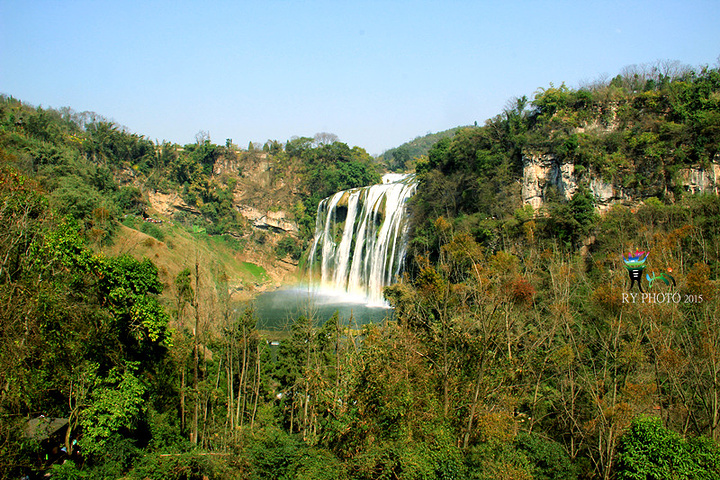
xmin=0 ymin=98 xmax=383 ymax=306
xmin=408 ymin=62 xmax=720 ymax=259
xmin=2 ymin=60 xmax=720 ymax=479
xmin=377 ymin=125 xmax=466 ymax=171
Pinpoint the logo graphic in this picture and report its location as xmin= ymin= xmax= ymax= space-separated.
xmin=623 ymin=249 xmax=648 ymax=292
xmin=621 ymin=250 xmax=698 ymax=305
xmin=646 ymin=268 xmax=676 ymax=289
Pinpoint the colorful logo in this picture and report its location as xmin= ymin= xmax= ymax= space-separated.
xmin=620 ymin=251 xmax=698 ymax=305
xmin=623 ymin=249 xmax=676 ymax=293
xmin=623 ymin=249 xmax=648 ymax=292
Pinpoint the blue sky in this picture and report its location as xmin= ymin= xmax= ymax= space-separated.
xmin=1 ymin=1 xmax=719 ymax=156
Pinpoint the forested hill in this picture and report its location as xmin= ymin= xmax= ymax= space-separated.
xmin=378 ymin=125 xmax=466 ymax=171
xmin=387 ymin=61 xmax=720 ymax=479
xmin=2 ymin=60 xmax=720 ymax=479
xmin=0 ymin=97 xmax=382 ymax=290
xmin=408 ymin=61 xmax=720 ymax=260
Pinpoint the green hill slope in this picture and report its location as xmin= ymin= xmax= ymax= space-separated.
xmin=378 ymin=126 xmax=467 ymax=171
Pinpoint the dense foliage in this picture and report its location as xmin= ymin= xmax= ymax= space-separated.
xmin=0 ymin=95 xmax=379 ymax=250
xmin=0 ymin=169 xmax=172 ymax=476
xmin=279 ymin=135 xmax=380 ymax=238
xmin=378 ymin=126 xmax=467 ymax=172
xmin=1 ymin=60 xmax=720 ymax=478
xmin=390 ymin=60 xmax=720 ymax=479
xmin=409 ymin=63 xmax=720 ymax=262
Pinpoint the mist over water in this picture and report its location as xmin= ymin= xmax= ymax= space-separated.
xmin=254 ymin=286 xmax=393 ymax=330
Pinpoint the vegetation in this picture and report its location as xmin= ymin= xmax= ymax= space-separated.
xmin=0 ymin=95 xmax=379 ymax=250
xmin=1 ymin=60 xmax=720 ymax=478
xmin=378 ymin=126 xmax=467 ymax=172
xmin=409 ymin=61 xmax=720 ymax=261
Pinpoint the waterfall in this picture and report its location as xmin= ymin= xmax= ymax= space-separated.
xmin=308 ymin=173 xmax=417 ymax=306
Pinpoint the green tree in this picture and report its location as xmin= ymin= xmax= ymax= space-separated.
xmin=79 ymin=363 xmax=147 ymax=457
xmin=616 ymin=417 xmax=720 ymax=480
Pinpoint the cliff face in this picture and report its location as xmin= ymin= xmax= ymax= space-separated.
xmin=677 ymin=163 xmax=720 ymax=195
xmin=522 ymin=153 xmax=720 ymax=211
xmin=145 ymin=152 xmax=302 ymax=236
xmin=214 ymin=153 xmax=302 ymax=235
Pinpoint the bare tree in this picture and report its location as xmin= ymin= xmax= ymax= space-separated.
xmin=195 ymin=130 xmax=211 ymax=145
xmin=313 ymin=132 xmax=339 ymax=146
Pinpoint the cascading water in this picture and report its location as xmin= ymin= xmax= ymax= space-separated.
xmin=308 ymin=173 xmax=417 ymax=306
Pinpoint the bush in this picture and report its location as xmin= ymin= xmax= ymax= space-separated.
xmin=140 ymin=221 xmax=165 ymax=241
xmin=115 ymin=186 xmax=145 ymax=215
xmin=128 ymin=451 xmax=238 ymax=480
xmin=276 ymin=236 xmax=301 ymax=260
xmin=49 ymin=460 xmax=88 ymax=480
xmin=616 ymin=417 xmax=720 ymax=480
xmin=515 ymin=432 xmax=578 ymax=480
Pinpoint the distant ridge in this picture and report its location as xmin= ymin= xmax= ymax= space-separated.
xmin=378 ymin=126 xmax=468 ymax=171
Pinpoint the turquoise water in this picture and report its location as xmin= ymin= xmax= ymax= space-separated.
xmin=253 ymin=287 xmax=393 ymax=330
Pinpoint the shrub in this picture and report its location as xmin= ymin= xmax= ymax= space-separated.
xmin=140 ymin=222 xmax=165 ymax=241
xmin=616 ymin=417 xmax=720 ymax=480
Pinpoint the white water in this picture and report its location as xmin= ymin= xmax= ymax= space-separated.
xmin=308 ymin=173 xmax=417 ymax=306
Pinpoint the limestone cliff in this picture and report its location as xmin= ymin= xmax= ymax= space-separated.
xmin=522 ymin=153 xmax=720 ymax=211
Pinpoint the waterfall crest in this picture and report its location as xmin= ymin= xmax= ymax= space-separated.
xmin=308 ymin=173 xmax=417 ymax=305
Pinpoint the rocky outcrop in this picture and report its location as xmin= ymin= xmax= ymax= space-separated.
xmin=148 ymin=191 xmax=201 ymax=216
xmin=521 ymin=153 xmax=632 ymax=210
xmin=213 ymin=153 xmax=269 ymax=177
xmin=522 ymin=154 xmax=578 ymax=209
xmin=238 ymin=206 xmax=299 ymax=235
xmin=676 ymin=162 xmax=720 ymax=194
xmin=115 ymin=167 xmax=139 ymax=185
xmin=521 ymin=153 xmax=720 ymax=211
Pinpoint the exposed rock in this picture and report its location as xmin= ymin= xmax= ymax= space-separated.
xmin=238 ymin=205 xmax=264 ymax=222
xmin=148 ymin=190 xmax=201 ymax=216
xmin=213 ymin=153 xmax=269 ymax=176
xmin=559 ymin=163 xmax=578 ymax=199
xmin=676 ymin=162 xmax=720 ymax=194
xmin=522 ymin=153 xmax=718 ymax=212
xmin=279 ymin=256 xmax=300 ymax=267
xmin=238 ymin=205 xmax=299 ymax=235
xmin=588 ymin=177 xmax=631 ymax=211
xmin=115 ymin=167 xmax=138 ymax=185
xmin=522 ymin=154 xmax=579 ymax=209
xmin=212 ymin=155 xmax=243 ymax=176
xmin=522 ymin=153 xmax=554 ymax=209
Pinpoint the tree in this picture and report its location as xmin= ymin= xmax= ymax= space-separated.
xmin=313 ymin=132 xmax=339 ymax=146
xmin=389 ymin=145 xmax=411 ymax=172
xmin=616 ymin=417 xmax=720 ymax=479
xmin=79 ymin=363 xmax=146 ymax=457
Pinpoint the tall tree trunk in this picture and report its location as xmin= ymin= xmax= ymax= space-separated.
xmin=463 ymin=350 xmax=486 ymax=450
xmin=227 ymin=347 xmax=234 ymax=432
xmin=236 ymin=325 xmax=248 ymax=428
xmin=181 ymin=368 xmax=186 ymax=432
xmin=289 ymin=386 xmax=295 ymax=434
xmin=251 ymin=343 xmax=261 ymax=430
xmin=192 ymin=259 xmax=200 ymax=445
xmin=303 ymin=330 xmax=312 ymax=441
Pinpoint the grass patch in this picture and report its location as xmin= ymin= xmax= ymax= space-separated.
xmin=140 ymin=222 xmax=165 ymax=241
xmin=209 ymin=234 xmax=246 ymax=252
xmin=241 ymin=262 xmax=269 ymax=283
xmin=122 ymin=216 xmax=165 ymax=241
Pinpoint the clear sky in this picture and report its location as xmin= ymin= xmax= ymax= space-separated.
xmin=1 ymin=1 xmax=719 ymax=156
